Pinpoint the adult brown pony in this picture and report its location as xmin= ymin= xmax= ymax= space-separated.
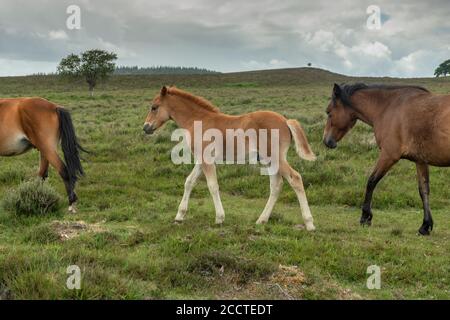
xmin=143 ymin=86 xmax=317 ymax=230
xmin=323 ymin=83 xmax=450 ymax=235
xmin=0 ymin=97 xmax=86 ymax=212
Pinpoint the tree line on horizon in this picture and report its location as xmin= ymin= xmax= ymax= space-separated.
xmin=54 ymin=49 xmax=450 ymax=96
xmin=114 ymin=65 xmax=220 ymax=75
xmin=56 ymin=49 xmax=220 ymax=96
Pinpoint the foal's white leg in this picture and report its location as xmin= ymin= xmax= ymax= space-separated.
xmin=175 ymin=163 xmax=202 ymax=222
xmin=202 ymin=163 xmax=225 ymax=224
xmin=280 ymin=163 xmax=315 ymax=231
xmin=256 ymin=173 xmax=283 ymax=224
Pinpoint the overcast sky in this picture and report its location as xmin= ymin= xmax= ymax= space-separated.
xmin=1 ymin=0 xmax=449 ymax=77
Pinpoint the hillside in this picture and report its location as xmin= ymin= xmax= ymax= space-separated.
xmin=2 ymin=67 xmax=449 ymax=96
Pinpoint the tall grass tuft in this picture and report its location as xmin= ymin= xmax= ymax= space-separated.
xmin=2 ymin=179 xmax=62 ymax=216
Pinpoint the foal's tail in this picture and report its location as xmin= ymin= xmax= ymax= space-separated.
xmin=56 ymin=107 xmax=88 ymax=187
xmin=286 ymin=119 xmax=316 ymax=161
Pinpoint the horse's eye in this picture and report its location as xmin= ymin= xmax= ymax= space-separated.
xmin=151 ymin=106 xmax=159 ymax=112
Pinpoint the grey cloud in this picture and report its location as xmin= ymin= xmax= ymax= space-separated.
xmin=0 ymin=0 xmax=449 ymax=76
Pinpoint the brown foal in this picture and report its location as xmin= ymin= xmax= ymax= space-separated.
xmin=323 ymin=83 xmax=450 ymax=235
xmin=143 ymin=86 xmax=317 ymax=230
xmin=0 ymin=97 xmax=86 ymax=212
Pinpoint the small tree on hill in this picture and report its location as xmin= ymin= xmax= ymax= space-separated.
xmin=434 ymin=59 xmax=450 ymax=77
xmin=58 ymin=49 xmax=117 ymax=96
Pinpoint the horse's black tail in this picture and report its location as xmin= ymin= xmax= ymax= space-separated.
xmin=56 ymin=107 xmax=87 ymax=188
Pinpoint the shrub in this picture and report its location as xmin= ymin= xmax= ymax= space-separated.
xmin=2 ymin=179 xmax=62 ymax=216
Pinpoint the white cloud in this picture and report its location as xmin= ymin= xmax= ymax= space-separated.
xmin=241 ymin=59 xmax=291 ymax=70
xmin=48 ymin=30 xmax=68 ymax=40
xmin=96 ymin=38 xmax=137 ymax=59
xmin=304 ymin=30 xmax=338 ymax=52
xmin=351 ymin=42 xmax=392 ymax=59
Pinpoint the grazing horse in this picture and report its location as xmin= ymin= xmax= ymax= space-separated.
xmin=323 ymin=83 xmax=450 ymax=235
xmin=143 ymin=86 xmax=317 ymax=230
xmin=0 ymin=97 xmax=86 ymax=212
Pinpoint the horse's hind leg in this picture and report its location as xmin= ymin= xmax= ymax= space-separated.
xmin=416 ymin=163 xmax=433 ymax=235
xmin=175 ymin=163 xmax=202 ymax=222
xmin=279 ymin=161 xmax=315 ymax=231
xmin=202 ymin=163 xmax=225 ymax=224
xmin=43 ymin=148 xmax=77 ymax=213
xmin=256 ymin=173 xmax=283 ymax=224
xmin=38 ymin=152 xmax=49 ymax=180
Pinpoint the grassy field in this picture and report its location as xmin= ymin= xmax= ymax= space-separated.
xmin=0 ymin=68 xmax=450 ymax=299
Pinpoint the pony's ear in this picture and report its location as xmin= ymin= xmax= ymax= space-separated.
xmin=161 ymin=86 xmax=168 ymax=96
xmin=333 ymin=83 xmax=341 ymax=98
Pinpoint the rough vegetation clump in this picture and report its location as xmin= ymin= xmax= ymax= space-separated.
xmin=2 ymin=179 xmax=62 ymax=216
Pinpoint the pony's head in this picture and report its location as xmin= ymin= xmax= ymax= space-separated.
xmin=143 ymin=86 xmax=171 ymax=135
xmin=323 ymin=83 xmax=357 ymax=148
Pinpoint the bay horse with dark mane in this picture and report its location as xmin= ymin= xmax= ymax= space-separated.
xmin=143 ymin=86 xmax=317 ymax=230
xmin=0 ymin=98 xmax=86 ymax=212
xmin=323 ymin=83 xmax=450 ymax=235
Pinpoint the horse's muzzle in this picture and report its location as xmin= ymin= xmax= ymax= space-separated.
xmin=143 ymin=123 xmax=155 ymax=135
xmin=323 ymin=137 xmax=337 ymax=149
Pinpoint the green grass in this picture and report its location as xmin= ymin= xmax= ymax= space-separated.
xmin=1 ymin=68 xmax=450 ymax=299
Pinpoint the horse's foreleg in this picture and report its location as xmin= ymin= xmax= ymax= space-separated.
xmin=256 ymin=173 xmax=283 ymax=224
xmin=202 ymin=163 xmax=225 ymax=224
xmin=416 ymin=163 xmax=433 ymax=235
xmin=361 ymin=153 xmax=397 ymax=226
xmin=38 ymin=153 xmax=49 ymax=180
xmin=175 ymin=163 xmax=202 ymax=222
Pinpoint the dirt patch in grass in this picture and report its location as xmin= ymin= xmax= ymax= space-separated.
xmin=217 ymin=264 xmax=306 ymax=299
xmin=271 ymin=265 xmax=306 ymax=286
xmin=50 ymin=220 xmax=104 ymax=241
xmin=216 ymin=265 xmax=362 ymax=300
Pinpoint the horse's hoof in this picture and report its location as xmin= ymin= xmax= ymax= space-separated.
xmin=418 ymin=226 xmax=431 ymax=236
xmin=256 ymin=219 xmax=268 ymax=225
xmin=360 ymin=215 xmax=372 ymax=227
xmin=68 ymin=205 xmax=77 ymax=214
xmin=174 ymin=219 xmax=184 ymax=224
xmin=306 ymin=224 xmax=316 ymax=231
xmin=360 ymin=220 xmax=371 ymax=227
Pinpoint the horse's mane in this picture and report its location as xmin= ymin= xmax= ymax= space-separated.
xmin=336 ymin=83 xmax=430 ymax=107
xmin=167 ymin=87 xmax=220 ymax=113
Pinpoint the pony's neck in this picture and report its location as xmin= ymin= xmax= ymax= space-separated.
xmin=349 ymin=90 xmax=387 ymax=127
xmin=169 ymin=97 xmax=218 ymax=129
